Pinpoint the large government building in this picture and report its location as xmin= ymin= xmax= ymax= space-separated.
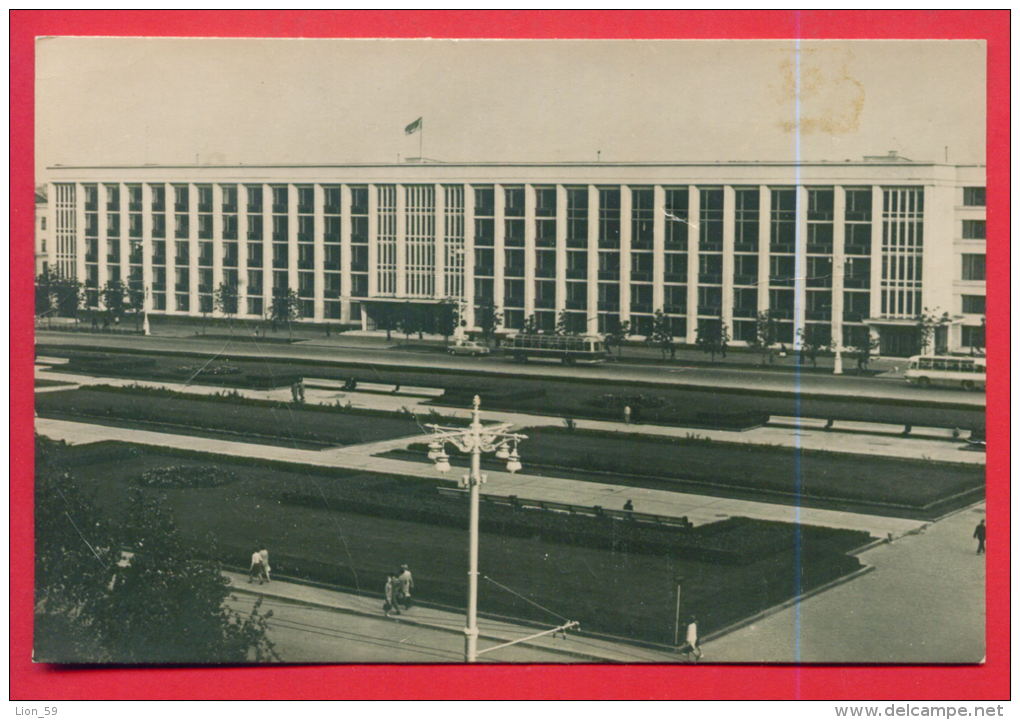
xmin=41 ymin=156 xmax=986 ymax=355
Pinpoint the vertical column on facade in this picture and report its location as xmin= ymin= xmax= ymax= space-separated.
xmin=585 ymin=185 xmax=599 ymax=335
xmin=313 ymin=184 xmax=326 ymax=321
xmin=395 ymin=184 xmax=407 ymax=297
xmin=188 ymin=183 xmax=200 ymax=315
xmin=651 ymin=185 xmax=666 ymax=316
xmin=367 ymin=184 xmax=379 ymax=297
xmin=141 ymin=183 xmax=154 ymax=315
xmin=831 ymin=186 xmax=847 ymax=352
xmin=756 ymin=186 xmax=771 ymax=315
xmin=462 ymin=184 xmax=476 ymax=329
xmin=211 ymin=184 xmax=224 ymax=314
xmin=792 ymin=185 xmax=808 ymax=348
xmin=868 ymin=185 xmax=883 ymax=328
xmin=75 ymin=184 xmax=87 ymax=284
xmin=287 ymin=183 xmax=299 ymax=295
xmin=339 ymin=185 xmax=353 ymax=323
xmin=721 ymin=185 xmax=736 ymax=335
xmin=262 ymin=184 xmax=274 ymax=315
xmin=619 ymin=185 xmax=632 ymax=323
xmin=684 ymin=186 xmax=700 ymax=343
xmin=164 ymin=183 xmax=176 ymax=312
xmin=523 ymin=183 xmax=537 ymax=316
xmin=97 ymin=187 xmax=109 ymax=306
xmin=46 ymin=182 xmax=57 ymax=272
xmin=554 ymin=185 xmax=568 ymax=317
xmin=493 ymin=184 xmax=506 ymax=310
xmin=118 ymin=183 xmax=131 ymax=293
xmin=434 ymin=183 xmax=446 ymax=300
xmin=237 ymin=188 xmax=249 ymax=315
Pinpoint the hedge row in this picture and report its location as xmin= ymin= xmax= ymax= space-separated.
xmin=277 ymin=487 xmax=871 ymax=565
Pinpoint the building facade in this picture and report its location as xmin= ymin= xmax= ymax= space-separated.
xmin=42 ymin=159 xmax=986 ymax=355
xmin=35 ymin=187 xmax=50 ymax=276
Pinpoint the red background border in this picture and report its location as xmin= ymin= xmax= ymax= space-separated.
xmin=10 ymin=10 xmax=1009 ymax=701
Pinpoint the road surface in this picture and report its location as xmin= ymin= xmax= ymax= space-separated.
xmin=37 ymin=330 xmax=984 ymax=406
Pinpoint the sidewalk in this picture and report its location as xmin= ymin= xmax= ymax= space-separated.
xmin=704 ymin=502 xmax=986 ymax=663
xmin=35 ymin=365 xmax=984 ymax=465
xmin=223 ymin=571 xmax=679 ymax=663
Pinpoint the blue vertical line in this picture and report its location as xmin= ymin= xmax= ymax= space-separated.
xmin=793 ymin=31 xmax=804 ymax=673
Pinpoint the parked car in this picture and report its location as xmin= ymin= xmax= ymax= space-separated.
xmin=448 ymin=341 xmax=491 ymax=357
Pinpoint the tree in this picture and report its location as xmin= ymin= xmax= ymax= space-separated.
xmin=695 ymin=319 xmax=730 ymax=362
xmin=270 ymin=287 xmax=300 ymax=338
xmin=477 ymin=302 xmax=503 ymax=346
xmin=213 ymin=281 xmax=239 ymax=329
xmin=374 ymin=303 xmax=396 ymax=341
xmin=100 ymin=279 xmax=128 ymax=326
xmin=846 ymin=326 xmax=879 ymax=371
xmin=603 ymin=318 xmax=631 ymax=359
xmin=398 ymin=302 xmax=420 ymax=340
xmin=436 ymin=300 xmax=460 ymax=343
xmin=797 ymin=325 xmax=832 ymax=367
xmin=747 ymin=310 xmax=779 ymax=365
xmin=52 ymin=275 xmax=84 ymax=323
xmin=522 ymin=313 xmax=540 ymax=335
xmin=647 ymin=309 xmax=675 ymax=360
xmin=34 ymin=436 xmax=277 ymax=663
xmin=126 ymin=284 xmax=147 ymax=331
xmin=915 ymin=307 xmax=951 ymax=356
xmin=554 ymin=310 xmax=570 ymax=336
xmin=35 ymin=269 xmax=55 ymax=319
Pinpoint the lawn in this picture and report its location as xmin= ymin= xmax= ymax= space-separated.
xmin=39 ymin=345 xmax=985 ymax=431
xmin=35 ymin=386 xmax=450 ymax=449
xmin=42 ymin=441 xmax=871 ymax=646
xmin=387 ymin=427 xmax=985 ymax=519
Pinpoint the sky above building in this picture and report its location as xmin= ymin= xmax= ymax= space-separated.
xmin=35 ymin=38 xmax=985 ymax=177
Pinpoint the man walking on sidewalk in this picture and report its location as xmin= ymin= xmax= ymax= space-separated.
xmin=249 ymin=548 xmax=265 ymax=584
xmin=398 ymin=564 xmax=414 ymax=610
xmin=973 ymin=519 xmax=986 ymax=555
xmin=680 ymin=615 xmax=703 ymax=662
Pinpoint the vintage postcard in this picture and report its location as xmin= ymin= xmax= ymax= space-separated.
xmin=27 ymin=31 xmax=992 ymax=676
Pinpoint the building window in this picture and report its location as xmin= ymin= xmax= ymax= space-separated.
xmin=504 ymin=186 xmax=524 ymax=217
xmin=297 ymin=186 xmax=314 ymax=214
xmin=962 ymin=324 xmax=985 ymax=349
xmin=962 ymin=220 xmax=986 ymax=240
xmin=961 ymin=295 xmax=986 ymax=314
xmin=664 ymin=188 xmax=689 ymax=250
xmin=598 ymin=188 xmax=621 ymax=247
xmin=535 ymin=187 xmax=556 ymax=217
xmin=631 ymin=187 xmax=654 ymax=248
xmin=963 ymin=187 xmax=986 ymax=207
xmin=474 ymin=187 xmax=494 ymax=216
xmin=699 ymin=188 xmax=723 ymax=250
xmin=566 ymin=188 xmax=588 ymax=245
xmin=197 ymin=185 xmax=213 ymax=213
xmin=961 ymin=254 xmax=986 ymax=281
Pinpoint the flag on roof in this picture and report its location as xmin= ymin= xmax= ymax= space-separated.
xmin=405 ymin=117 xmax=422 ymax=135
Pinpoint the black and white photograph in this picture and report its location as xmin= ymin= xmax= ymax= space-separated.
xmin=32 ymin=37 xmax=987 ymax=665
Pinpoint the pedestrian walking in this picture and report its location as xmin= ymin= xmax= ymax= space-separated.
xmin=384 ymin=574 xmax=400 ymax=616
xmin=623 ymin=499 xmax=634 ymax=512
xmin=973 ymin=519 xmax=986 ymax=555
xmin=259 ymin=546 xmax=271 ymax=582
xmin=680 ymin=615 xmax=703 ymax=662
xmin=397 ymin=564 xmax=414 ymax=610
xmin=248 ymin=549 xmax=265 ymax=584
xmin=623 ymin=405 xmax=632 ymax=424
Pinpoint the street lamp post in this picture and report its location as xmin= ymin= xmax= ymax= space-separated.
xmin=426 ymin=394 xmax=527 ymax=663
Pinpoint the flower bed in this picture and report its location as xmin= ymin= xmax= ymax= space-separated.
xmin=138 ymin=464 xmax=239 ymax=489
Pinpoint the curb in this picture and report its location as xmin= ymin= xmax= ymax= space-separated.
xmin=226 ymin=582 xmax=630 ymax=664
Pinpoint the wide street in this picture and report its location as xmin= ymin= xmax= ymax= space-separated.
xmin=35 ymin=329 xmax=984 ymax=406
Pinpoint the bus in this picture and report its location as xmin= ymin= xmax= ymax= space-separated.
xmin=504 ymin=334 xmax=607 ymax=364
xmin=904 ymin=355 xmax=986 ymax=391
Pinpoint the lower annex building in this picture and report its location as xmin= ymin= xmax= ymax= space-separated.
xmin=42 ymin=156 xmax=987 ymax=356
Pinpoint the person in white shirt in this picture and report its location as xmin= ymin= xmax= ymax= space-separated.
xmin=397 ymin=565 xmax=414 ymax=610
xmin=259 ymin=547 xmax=271 ymax=583
xmin=681 ymin=616 xmax=703 ymax=662
xmin=249 ymin=550 xmax=265 ymax=584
